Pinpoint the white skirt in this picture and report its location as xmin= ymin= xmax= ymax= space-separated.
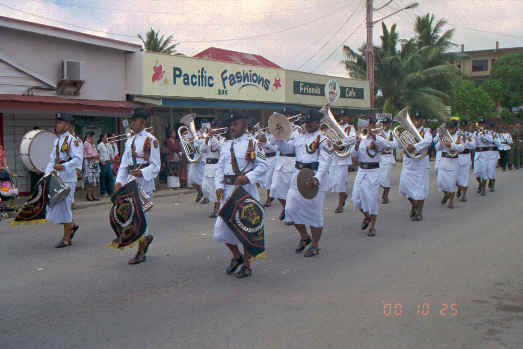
xmin=46 ymin=182 xmax=75 ymax=224
xmin=456 ymin=162 xmax=471 ymax=187
xmin=213 ymin=183 xmax=260 ymax=245
xmin=285 ymin=172 xmax=326 ymax=228
xmin=202 ymin=175 xmax=217 ymax=202
xmin=270 ymin=169 xmax=294 ymax=200
xmin=329 ymin=164 xmax=349 ymax=193
xmin=188 ymin=162 xmax=204 ymax=186
xmin=437 ymin=159 xmax=459 ymax=193
xmin=260 ymin=156 xmax=277 ymax=190
xmin=378 ymin=163 xmax=393 ymax=188
xmin=352 ymin=169 xmax=380 ymax=215
xmin=399 ymin=167 xmax=428 ymax=200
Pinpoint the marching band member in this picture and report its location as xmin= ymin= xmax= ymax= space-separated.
xmin=398 ymin=112 xmax=432 ymax=221
xmin=351 ymin=117 xmax=394 ymax=236
xmin=330 ymin=111 xmax=356 ymax=213
xmin=186 ymin=126 xmax=205 ymax=203
xmin=377 ymin=115 xmax=396 ymax=204
xmin=115 ymin=108 xmax=161 ymax=265
xmin=435 ymin=121 xmax=465 ymax=209
xmin=456 ymin=120 xmax=476 ymax=202
xmin=278 ymin=109 xmax=332 ymax=257
xmin=498 ymin=126 xmax=513 ymax=171
xmin=201 ymin=121 xmax=222 ymax=218
xmin=269 ymin=126 xmax=298 ymax=223
xmin=214 ymin=112 xmax=268 ymax=279
xmin=487 ymin=123 xmax=501 ymax=192
xmin=257 ymin=128 xmax=278 ymax=208
xmin=474 ymin=119 xmax=499 ymax=196
xmin=46 ymin=113 xmax=83 ymax=248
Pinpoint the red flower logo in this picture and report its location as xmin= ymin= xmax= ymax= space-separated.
xmin=152 ymin=64 xmax=165 ymax=83
xmin=273 ymin=78 xmax=281 ymax=89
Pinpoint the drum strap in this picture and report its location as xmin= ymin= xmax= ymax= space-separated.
xmin=55 ymin=136 xmax=71 ymax=164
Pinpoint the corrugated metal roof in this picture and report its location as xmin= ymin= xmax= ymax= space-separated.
xmin=193 ymin=47 xmax=282 ymax=68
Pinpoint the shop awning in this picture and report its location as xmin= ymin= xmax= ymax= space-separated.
xmin=0 ymin=94 xmax=141 ymax=115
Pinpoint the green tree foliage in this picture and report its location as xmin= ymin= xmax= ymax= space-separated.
xmin=343 ymin=13 xmax=460 ymax=120
xmin=451 ymin=79 xmax=495 ymax=120
xmin=138 ymin=28 xmax=178 ymax=54
xmin=483 ymin=53 xmax=523 ymax=109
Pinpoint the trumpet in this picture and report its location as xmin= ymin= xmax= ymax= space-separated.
xmin=107 ymin=127 xmax=154 ymax=143
xmin=202 ymin=127 xmax=228 ymax=138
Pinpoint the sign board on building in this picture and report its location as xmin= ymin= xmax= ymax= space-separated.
xmin=127 ymin=52 xmax=286 ymax=103
xmin=285 ymin=70 xmax=369 ymax=109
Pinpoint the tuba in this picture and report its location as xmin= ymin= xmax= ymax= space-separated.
xmin=319 ymin=106 xmax=351 ymax=158
xmin=392 ymin=108 xmax=428 ymax=159
xmin=437 ymin=123 xmax=458 ymax=157
xmin=178 ymin=113 xmax=201 ymax=162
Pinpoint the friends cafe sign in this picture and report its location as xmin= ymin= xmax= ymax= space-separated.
xmin=130 ymin=52 xmax=285 ymax=103
xmin=285 ymin=70 xmax=370 ymax=109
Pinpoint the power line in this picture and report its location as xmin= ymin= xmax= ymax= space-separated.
xmin=311 ymin=22 xmax=364 ymax=72
xmin=296 ymin=0 xmax=364 ymax=70
xmin=0 ymin=1 xmax=361 ymax=44
xmin=180 ymin=3 xmax=358 ymax=44
xmin=38 ymin=0 xmax=349 ymax=17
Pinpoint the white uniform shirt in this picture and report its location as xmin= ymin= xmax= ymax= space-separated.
xmin=45 ymin=131 xmax=83 ymax=183
xmin=351 ymin=135 xmax=394 ymax=164
xmin=379 ymin=129 xmax=397 ymax=165
xmin=214 ymin=134 xmax=268 ymax=190
xmin=262 ymin=133 xmax=278 ymax=155
xmin=457 ymin=131 xmax=476 ymax=165
xmin=498 ymin=132 xmax=512 ymax=151
xmin=116 ymin=129 xmax=161 ymax=195
xmin=278 ymin=129 xmax=332 ymax=191
xmin=435 ymin=132 xmax=466 ymax=154
xmin=402 ymin=127 xmax=432 ymax=170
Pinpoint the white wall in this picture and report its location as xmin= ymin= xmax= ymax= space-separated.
xmin=0 ymin=27 xmax=128 ymax=101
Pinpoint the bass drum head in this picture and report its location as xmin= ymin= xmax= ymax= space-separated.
xmin=19 ymin=130 xmax=57 ymax=173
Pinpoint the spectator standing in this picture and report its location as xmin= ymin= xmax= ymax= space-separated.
xmin=97 ymin=133 xmax=114 ymax=196
xmin=83 ymin=132 xmax=100 ymax=201
xmin=163 ymin=128 xmax=183 ymax=188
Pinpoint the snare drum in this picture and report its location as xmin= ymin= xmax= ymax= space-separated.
xmin=19 ymin=130 xmax=57 ymax=173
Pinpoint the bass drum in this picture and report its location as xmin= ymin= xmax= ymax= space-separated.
xmin=19 ymin=130 xmax=57 ymax=173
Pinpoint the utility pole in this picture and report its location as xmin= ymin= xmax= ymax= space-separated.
xmin=366 ymin=0 xmax=375 ymax=109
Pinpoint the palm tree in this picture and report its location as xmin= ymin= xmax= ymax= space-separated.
xmin=343 ymin=14 xmax=459 ymax=119
xmin=138 ymin=28 xmax=178 ymax=54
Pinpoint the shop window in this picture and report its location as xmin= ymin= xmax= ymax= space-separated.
xmin=472 ymin=59 xmax=489 ymax=72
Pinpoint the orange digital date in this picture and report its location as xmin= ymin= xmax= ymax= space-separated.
xmin=381 ymin=301 xmax=458 ymax=317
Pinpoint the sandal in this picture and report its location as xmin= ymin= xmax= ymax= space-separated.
xmin=304 ymin=246 xmax=320 ymax=257
xmin=128 ymin=252 xmax=145 ymax=265
xmin=235 ymin=265 xmax=252 ymax=279
xmin=55 ymin=239 xmax=72 ymax=248
xmin=335 ymin=206 xmax=344 ymax=214
xmin=279 ymin=209 xmax=285 ymax=221
xmin=361 ymin=217 xmax=371 ymax=230
xmin=295 ymin=238 xmax=311 ymax=253
xmin=367 ymin=228 xmax=376 ymax=237
xmin=226 ymin=255 xmax=244 ymax=275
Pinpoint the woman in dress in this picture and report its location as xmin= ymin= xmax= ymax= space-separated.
xmin=83 ymin=131 xmax=100 ymax=201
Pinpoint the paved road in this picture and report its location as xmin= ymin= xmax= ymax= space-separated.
xmin=1 ymin=167 xmax=522 ymax=349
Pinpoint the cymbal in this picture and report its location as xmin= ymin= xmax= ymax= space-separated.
xmin=296 ymin=168 xmax=319 ymax=199
xmin=268 ymin=113 xmax=291 ymax=140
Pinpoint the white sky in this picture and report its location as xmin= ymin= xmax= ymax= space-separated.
xmin=1 ymin=0 xmax=522 ymax=77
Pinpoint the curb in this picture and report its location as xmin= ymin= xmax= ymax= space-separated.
xmin=73 ymin=188 xmax=195 ymax=211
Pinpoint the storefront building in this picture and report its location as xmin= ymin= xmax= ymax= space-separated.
xmin=0 ymin=16 xmax=140 ymax=193
xmin=126 ymin=51 xmax=370 ymax=146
